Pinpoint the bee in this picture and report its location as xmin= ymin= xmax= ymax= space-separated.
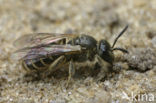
xmin=13 ymin=25 xmax=128 ymax=86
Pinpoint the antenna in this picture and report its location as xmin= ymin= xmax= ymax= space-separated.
xmin=112 ymin=47 xmax=128 ymax=53
xmin=111 ymin=25 xmax=128 ymax=48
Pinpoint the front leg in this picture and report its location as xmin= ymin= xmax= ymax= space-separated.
xmin=95 ymin=55 xmax=113 ymax=81
xmin=66 ymin=60 xmax=75 ymax=88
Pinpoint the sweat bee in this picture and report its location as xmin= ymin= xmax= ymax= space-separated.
xmin=13 ymin=25 xmax=128 ymax=86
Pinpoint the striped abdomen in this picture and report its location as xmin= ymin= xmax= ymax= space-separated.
xmin=22 ymin=56 xmax=58 ymax=71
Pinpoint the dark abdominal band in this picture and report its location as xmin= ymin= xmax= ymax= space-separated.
xmin=22 ymin=56 xmax=58 ymax=71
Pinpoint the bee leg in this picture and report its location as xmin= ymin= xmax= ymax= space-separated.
xmin=66 ymin=60 xmax=75 ymax=88
xmin=95 ymin=55 xmax=112 ymax=81
xmin=44 ymin=56 xmax=66 ymax=76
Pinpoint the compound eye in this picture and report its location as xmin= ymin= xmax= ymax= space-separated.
xmin=99 ymin=40 xmax=110 ymax=53
xmin=98 ymin=40 xmax=114 ymax=64
xmin=100 ymin=43 xmax=106 ymax=52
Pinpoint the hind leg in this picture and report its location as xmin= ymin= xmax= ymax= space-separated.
xmin=44 ymin=56 xmax=66 ymax=76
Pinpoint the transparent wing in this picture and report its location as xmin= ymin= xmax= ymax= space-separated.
xmin=13 ymin=33 xmax=78 ymax=49
xmin=11 ymin=44 xmax=82 ymax=60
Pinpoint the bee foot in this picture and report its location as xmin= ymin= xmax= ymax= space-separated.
xmin=95 ymin=75 xmax=106 ymax=82
xmin=65 ymin=77 xmax=73 ymax=89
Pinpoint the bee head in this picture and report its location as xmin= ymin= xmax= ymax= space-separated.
xmin=97 ymin=25 xmax=129 ymax=64
xmin=97 ymin=39 xmax=114 ymax=64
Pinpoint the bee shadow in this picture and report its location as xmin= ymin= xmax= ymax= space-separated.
xmin=22 ymin=65 xmax=102 ymax=83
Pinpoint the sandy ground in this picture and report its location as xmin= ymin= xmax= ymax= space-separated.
xmin=0 ymin=0 xmax=156 ymax=103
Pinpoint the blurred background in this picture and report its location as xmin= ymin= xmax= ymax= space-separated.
xmin=0 ymin=0 xmax=156 ymax=102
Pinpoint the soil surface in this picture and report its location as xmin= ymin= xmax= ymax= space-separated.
xmin=0 ymin=0 xmax=156 ymax=103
